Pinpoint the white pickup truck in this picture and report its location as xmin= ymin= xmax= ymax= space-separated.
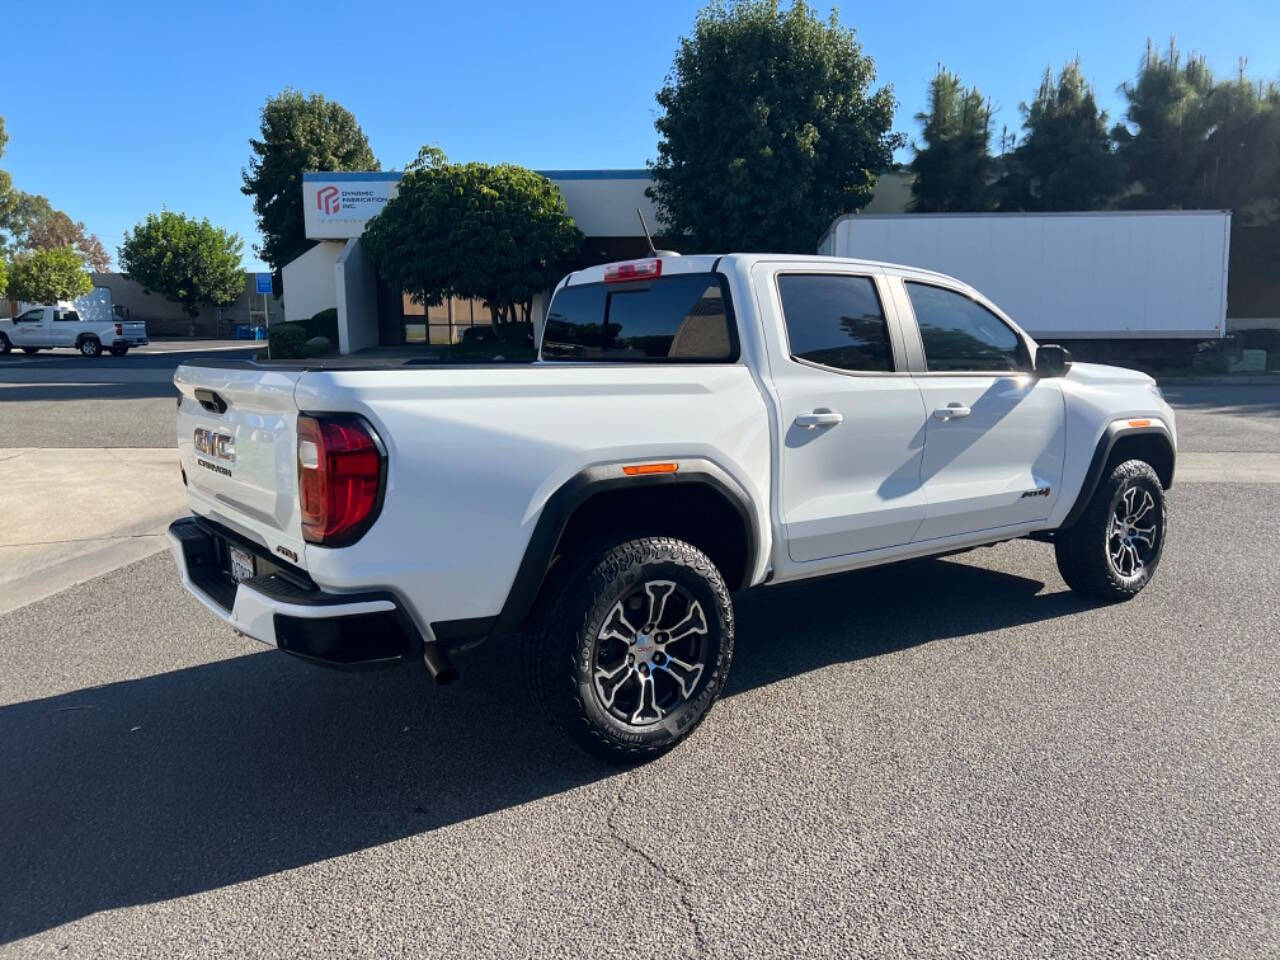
xmin=169 ymin=254 xmax=1176 ymax=761
xmin=0 ymin=305 xmax=148 ymax=357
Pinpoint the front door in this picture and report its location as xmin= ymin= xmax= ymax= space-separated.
xmin=900 ymin=281 xmax=1066 ymax=542
xmin=758 ymin=267 xmax=930 ymax=564
xmin=9 ymin=309 xmax=46 ymax=347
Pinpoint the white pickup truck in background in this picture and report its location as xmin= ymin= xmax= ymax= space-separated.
xmin=0 ymin=304 xmax=148 ymax=357
xmin=169 ymin=253 xmax=1176 ymax=761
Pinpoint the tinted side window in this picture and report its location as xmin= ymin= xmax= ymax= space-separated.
xmin=905 ymin=283 xmax=1026 ymax=372
xmin=777 ymin=274 xmax=893 ymax=372
xmin=16 ymin=310 xmax=43 ymax=323
xmin=542 ymin=273 xmax=735 ymax=362
xmin=55 ymin=310 xmax=81 ymax=322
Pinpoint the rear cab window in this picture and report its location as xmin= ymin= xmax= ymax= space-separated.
xmin=541 ymin=272 xmax=738 ymax=362
xmin=776 ymin=274 xmax=895 ymax=373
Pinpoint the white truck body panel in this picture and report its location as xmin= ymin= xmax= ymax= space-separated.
xmin=169 ymin=253 xmax=1176 ymax=657
xmin=819 ymin=211 xmax=1230 ymax=340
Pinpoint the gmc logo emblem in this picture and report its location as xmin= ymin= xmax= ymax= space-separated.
xmin=316 ymin=185 xmax=340 ymax=215
xmin=194 ymin=427 xmax=235 ymax=463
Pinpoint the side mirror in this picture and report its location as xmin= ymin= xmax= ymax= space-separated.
xmin=1035 ymin=344 xmax=1072 ymax=378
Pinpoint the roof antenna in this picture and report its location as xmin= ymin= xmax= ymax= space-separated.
xmin=636 ymin=207 xmax=680 ymax=257
xmin=637 ymin=207 xmax=657 ymax=256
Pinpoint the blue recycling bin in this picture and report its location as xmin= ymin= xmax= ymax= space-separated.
xmin=235 ymin=324 xmax=251 ymax=340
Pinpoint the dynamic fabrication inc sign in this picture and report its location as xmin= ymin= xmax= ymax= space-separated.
xmin=302 ymin=173 xmax=400 ymax=239
xmin=313 ymin=182 xmax=391 ymax=220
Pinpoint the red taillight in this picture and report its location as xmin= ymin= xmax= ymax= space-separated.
xmin=297 ymin=415 xmax=385 ymax=546
xmin=115 ymin=323 xmax=123 ymax=336
xmin=604 ymin=259 xmax=662 ymax=283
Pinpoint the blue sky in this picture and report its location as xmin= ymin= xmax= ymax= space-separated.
xmin=4 ymin=0 xmax=1278 ymax=271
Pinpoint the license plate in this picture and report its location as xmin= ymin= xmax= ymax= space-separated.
xmin=228 ymin=545 xmax=256 ymax=582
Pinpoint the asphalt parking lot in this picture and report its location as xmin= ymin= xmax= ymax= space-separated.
xmin=1 ymin=346 xmax=1278 ymax=958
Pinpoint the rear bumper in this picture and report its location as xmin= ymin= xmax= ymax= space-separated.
xmin=167 ymin=516 xmax=422 ymax=668
xmin=110 ymin=337 xmax=148 ymax=347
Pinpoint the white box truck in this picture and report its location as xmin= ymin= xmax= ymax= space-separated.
xmin=819 ymin=211 xmax=1230 ymax=350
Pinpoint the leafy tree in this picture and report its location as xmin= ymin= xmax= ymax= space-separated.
xmin=0 ymin=254 xmax=8 ymax=297
xmin=909 ymin=68 xmax=995 ymax=212
xmin=1 ymin=191 xmax=111 ymax=270
xmin=999 ymin=60 xmax=1123 ymax=211
xmin=364 ymin=148 xmax=583 ymax=326
xmin=242 ymin=89 xmax=379 ymax=273
xmin=649 ymin=0 xmax=902 ymax=253
xmin=6 ymin=246 xmax=92 ymax=303
xmin=119 ymin=211 xmax=244 ymax=316
xmin=0 ymin=116 xmax=11 ymax=239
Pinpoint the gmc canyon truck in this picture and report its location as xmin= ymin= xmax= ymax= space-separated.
xmin=169 ymin=254 xmax=1175 ymax=761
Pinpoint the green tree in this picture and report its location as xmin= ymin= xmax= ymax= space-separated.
xmin=1195 ymin=66 xmax=1280 ymax=222
xmin=999 ymin=60 xmax=1123 ymax=211
xmin=364 ymin=148 xmax=583 ymax=327
xmin=0 ymin=254 xmax=8 ymax=297
xmin=242 ymin=89 xmax=379 ymax=273
xmin=118 ymin=211 xmax=244 ymax=316
xmin=1114 ymin=41 xmax=1280 ymax=222
xmin=0 ymin=116 xmax=11 ymax=236
xmin=649 ymin=0 xmax=902 ymax=253
xmin=6 ymin=246 xmax=92 ymax=303
xmin=909 ymin=68 xmax=994 ymax=212
xmin=1 ymin=191 xmax=111 ymax=270
xmin=1113 ymin=41 xmax=1217 ymax=210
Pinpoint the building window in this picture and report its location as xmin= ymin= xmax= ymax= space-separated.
xmin=401 ymin=293 xmax=493 ymax=345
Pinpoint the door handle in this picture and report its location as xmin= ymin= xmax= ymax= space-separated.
xmin=932 ymin=403 xmax=972 ymax=421
xmin=795 ymin=409 xmax=844 ymax=429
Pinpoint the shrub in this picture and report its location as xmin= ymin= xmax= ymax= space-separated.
xmin=303 ymin=336 xmax=332 ymax=357
xmin=305 ymin=308 xmax=339 ymax=344
xmin=268 ymin=322 xmax=309 ymax=358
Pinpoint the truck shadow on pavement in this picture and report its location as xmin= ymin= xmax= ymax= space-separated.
xmin=0 ymin=556 xmax=1092 ymax=944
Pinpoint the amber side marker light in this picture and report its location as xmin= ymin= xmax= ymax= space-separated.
xmin=1128 ymin=419 xmax=1152 ymax=428
xmin=623 ymin=462 xmax=679 ymax=476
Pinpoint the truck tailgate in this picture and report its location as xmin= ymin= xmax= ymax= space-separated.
xmin=174 ymin=364 xmax=308 ymax=566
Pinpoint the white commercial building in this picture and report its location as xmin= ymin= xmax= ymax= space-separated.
xmin=282 ymin=170 xmax=662 ymax=354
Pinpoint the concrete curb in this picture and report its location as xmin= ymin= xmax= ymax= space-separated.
xmin=1158 ymin=375 xmax=1280 ymax=386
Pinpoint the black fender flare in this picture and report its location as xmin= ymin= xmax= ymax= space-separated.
xmin=489 ymin=457 xmax=759 ymax=636
xmin=1060 ymin=422 xmax=1175 ymax=530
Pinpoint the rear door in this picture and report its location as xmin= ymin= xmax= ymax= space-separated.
xmin=51 ymin=309 xmax=79 ymax=347
xmin=895 ymin=279 xmax=1066 ymax=541
xmin=174 ymin=364 xmax=308 ymax=563
xmin=754 ymin=264 xmax=930 ymax=564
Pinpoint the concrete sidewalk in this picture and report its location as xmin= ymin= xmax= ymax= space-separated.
xmin=0 ymin=448 xmax=187 ymax=615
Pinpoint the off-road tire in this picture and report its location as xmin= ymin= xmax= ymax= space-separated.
xmin=1055 ymin=459 xmax=1166 ymax=601
xmin=526 ymin=537 xmax=734 ymax=763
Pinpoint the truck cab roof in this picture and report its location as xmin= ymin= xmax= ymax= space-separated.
xmin=564 ymin=253 xmax=973 ymax=296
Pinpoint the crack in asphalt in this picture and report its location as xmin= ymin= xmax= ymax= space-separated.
xmin=1 ymin=532 xmax=165 ymax=549
xmin=606 ymin=779 xmax=709 ymax=958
